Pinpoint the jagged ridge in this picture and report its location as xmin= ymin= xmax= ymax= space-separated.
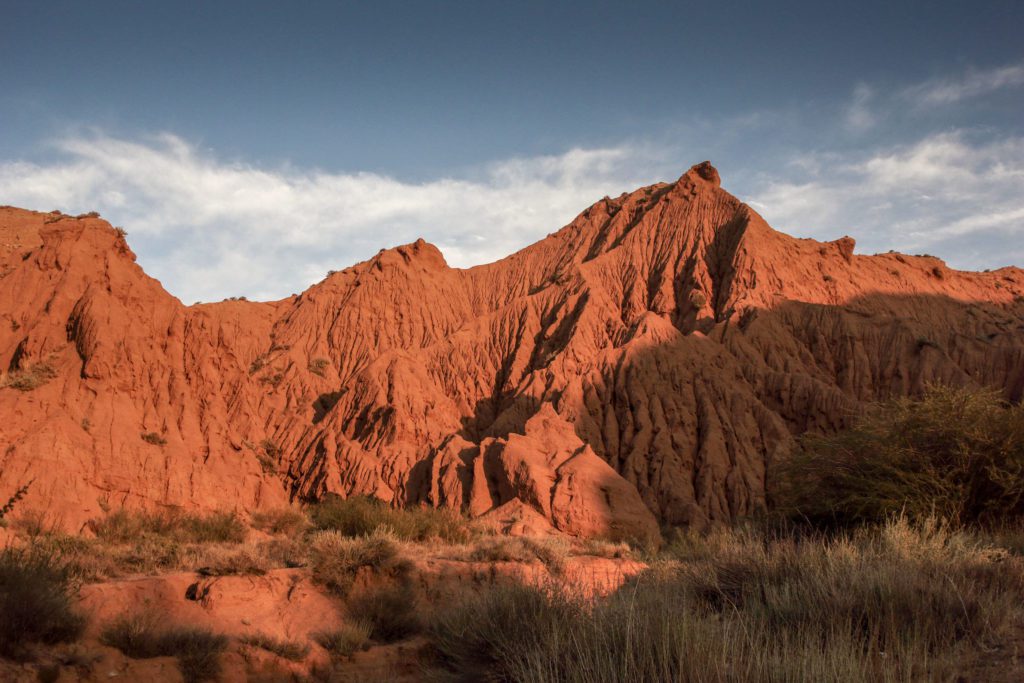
xmin=1 ymin=163 xmax=1022 ymax=538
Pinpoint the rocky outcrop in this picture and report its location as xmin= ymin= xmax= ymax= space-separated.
xmin=1 ymin=164 xmax=1022 ymax=534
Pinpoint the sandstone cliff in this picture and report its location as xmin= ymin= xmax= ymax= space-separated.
xmin=1 ymin=163 xmax=1022 ymax=537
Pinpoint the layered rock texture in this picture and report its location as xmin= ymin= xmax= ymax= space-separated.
xmin=2 ymin=163 xmax=1023 ymax=537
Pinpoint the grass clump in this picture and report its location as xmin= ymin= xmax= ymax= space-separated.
xmin=309 ymin=528 xmax=409 ymax=595
xmin=2 ymin=361 xmax=58 ymax=391
xmin=140 ymin=431 xmax=167 ymax=446
xmin=101 ymin=612 xmax=228 ymax=682
xmin=773 ymin=386 xmax=1024 ymax=527
xmin=427 ymin=517 xmax=1024 ymax=682
xmin=251 ymin=507 xmax=309 ymax=537
xmin=310 ymin=495 xmax=470 ymax=543
xmin=0 ymin=545 xmax=85 ymax=659
xmin=308 ymin=357 xmax=330 ymax=377
xmin=468 ymin=536 xmax=568 ymax=574
xmin=92 ymin=509 xmax=247 ymax=544
xmin=347 ymin=584 xmax=420 ymax=643
xmin=239 ymin=632 xmax=310 ymax=661
xmin=312 ymin=622 xmax=371 ymax=659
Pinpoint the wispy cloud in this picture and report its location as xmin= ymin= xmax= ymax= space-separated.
xmin=749 ymin=131 xmax=1024 ymax=267
xmin=903 ymin=62 xmax=1024 ymax=105
xmin=844 ymin=83 xmax=876 ymax=131
xmin=0 ymin=133 xmax=665 ymax=302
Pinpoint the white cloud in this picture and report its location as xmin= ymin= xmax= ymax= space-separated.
xmin=750 ymin=131 xmax=1024 ymax=268
xmin=903 ymin=62 xmax=1024 ymax=105
xmin=0 ymin=134 xmax=664 ymax=302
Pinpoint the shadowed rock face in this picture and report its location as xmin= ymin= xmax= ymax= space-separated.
xmin=1 ymin=163 xmax=1022 ymax=537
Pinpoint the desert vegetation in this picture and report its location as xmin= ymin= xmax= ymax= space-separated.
xmin=0 ymin=545 xmax=85 ymax=660
xmin=1 ymin=360 xmax=58 ymax=391
xmin=100 ymin=612 xmax=228 ymax=682
xmin=773 ymin=386 xmax=1024 ymax=527
xmin=427 ymin=517 xmax=1023 ymax=682
xmin=1 ymin=387 xmax=1022 ymax=680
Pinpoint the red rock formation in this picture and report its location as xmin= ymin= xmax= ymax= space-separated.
xmin=1 ymin=164 xmax=1022 ymax=535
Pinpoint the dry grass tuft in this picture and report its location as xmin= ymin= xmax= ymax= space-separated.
xmin=2 ymin=361 xmax=58 ymax=391
xmin=100 ymin=612 xmax=228 ymax=682
xmin=0 ymin=545 xmax=85 ymax=660
xmin=312 ymin=622 xmax=371 ymax=659
xmin=310 ymin=495 xmax=471 ymax=543
xmin=347 ymin=584 xmax=421 ymax=643
xmin=239 ymin=632 xmax=310 ymax=661
xmin=251 ymin=507 xmax=309 ymax=537
xmin=309 ymin=528 xmax=410 ymax=596
xmin=428 ymin=517 xmax=1024 ymax=682
xmin=91 ymin=509 xmax=247 ymax=544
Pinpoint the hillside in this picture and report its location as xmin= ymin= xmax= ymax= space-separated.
xmin=2 ymin=161 xmax=1022 ymax=537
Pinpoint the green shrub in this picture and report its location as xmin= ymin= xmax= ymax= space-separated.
xmin=239 ymin=632 xmax=310 ymax=661
xmin=312 ymin=622 xmax=371 ymax=659
xmin=773 ymin=386 xmax=1024 ymax=528
xmin=0 ymin=545 xmax=86 ymax=659
xmin=101 ymin=613 xmax=228 ymax=682
xmin=310 ymin=495 xmax=470 ymax=543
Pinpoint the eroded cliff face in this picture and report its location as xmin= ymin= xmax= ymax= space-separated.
xmin=2 ymin=163 xmax=1022 ymax=536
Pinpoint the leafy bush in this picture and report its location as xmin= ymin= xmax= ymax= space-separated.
xmin=239 ymin=632 xmax=310 ymax=661
xmin=0 ymin=545 xmax=85 ymax=659
xmin=310 ymin=495 xmax=470 ymax=543
xmin=773 ymin=386 xmax=1024 ymax=528
xmin=101 ymin=613 xmax=228 ymax=682
xmin=312 ymin=622 xmax=371 ymax=659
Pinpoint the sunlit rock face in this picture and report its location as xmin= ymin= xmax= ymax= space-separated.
xmin=1 ymin=162 xmax=1022 ymax=535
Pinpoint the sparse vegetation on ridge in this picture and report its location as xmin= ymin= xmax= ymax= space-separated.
xmin=1 ymin=361 xmax=58 ymax=391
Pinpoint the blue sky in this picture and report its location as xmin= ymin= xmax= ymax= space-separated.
xmin=2 ymin=1 xmax=1023 ymax=302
